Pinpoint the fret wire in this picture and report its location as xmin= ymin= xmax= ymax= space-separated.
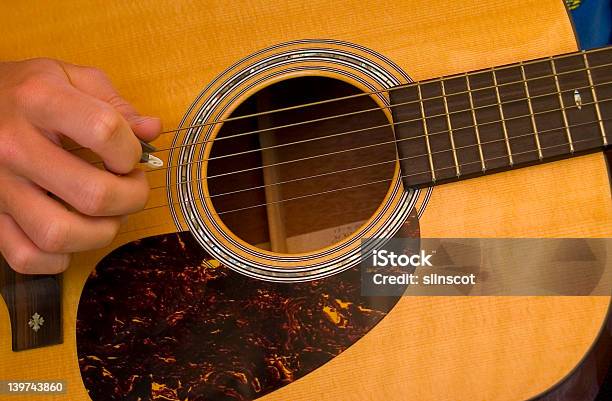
xmin=440 ymin=79 xmax=461 ymax=177
xmin=491 ymin=67 xmax=513 ymax=165
xmin=583 ymin=51 xmax=608 ymax=146
xmin=465 ymin=73 xmax=486 ymax=172
xmin=417 ymin=84 xmax=436 ymax=182
xmin=404 ymin=137 xmax=605 ymax=188
xmin=520 ymin=62 xmax=543 ymax=160
xmin=550 ymin=57 xmax=575 ymax=153
xmin=425 ymin=119 xmax=603 ymax=168
xmin=411 ymin=45 xmax=612 ymax=97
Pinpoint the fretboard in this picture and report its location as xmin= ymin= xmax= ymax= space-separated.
xmin=390 ymin=46 xmax=612 ymax=189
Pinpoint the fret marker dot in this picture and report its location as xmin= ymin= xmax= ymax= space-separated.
xmin=574 ymin=89 xmax=582 ymax=110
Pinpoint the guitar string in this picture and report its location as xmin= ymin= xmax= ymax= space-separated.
xmin=110 ymin=47 xmax=612 ymax=235
xmin=69 ymin=84 xmax=612 ymax=219
xmin=138 ymin=46 xmax=605 ymax=136
xmin=86 ymin=75 xmax=612 ymax=178
xmin=118 ymin=200 xmax=386 ymax=238
xmin=150 ymin=95 xmax=610 ymax=193
xmin=70 ymin=56 xmax=612 ymax=157
xmin=118 ymin=122 xmax=612 ymax=235
xmin=218 ymin=136 xmax=603 ymax=215
xmin=167 ymin=117 xmax=610 ymax=200
xmin=132 ymin=117 xmax=610 ymax=220
xmin=150 ymin=60 xmax=612 ymax=153
xmin=150 ymin=95 xmax=612 ymax=198
xmin=117 ymin=130 xmax=609 ymax=237
xmin=123 ymin=61 xmax=612 ymax=156
xmin=162 ymin=90 xmax=612 ymax=183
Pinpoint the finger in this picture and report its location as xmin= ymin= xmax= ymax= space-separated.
xmin=61 ymin=63 xmax=162 ymax=141
xmin=0 ymin=175 xmax=122 ymax=253
xmin=0 ymin=213 xmax=70 ymax=275
xmin=19 ymin=77 xmax=141 ymax=174
xmin=129 ymin=115 xmax=163 ymax=142
xmin=3 ymin=125 xmax=149 ymax=216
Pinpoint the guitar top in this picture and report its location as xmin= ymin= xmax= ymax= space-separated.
xmin=0 ymin=1 xmax=611 ymax=400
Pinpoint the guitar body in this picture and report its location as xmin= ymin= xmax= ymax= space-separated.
xmin=1 ymin=0 xmax=611 ymax=400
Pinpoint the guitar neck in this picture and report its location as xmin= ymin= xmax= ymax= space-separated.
xmin=391 ymin=46 xmax=612 ymax=189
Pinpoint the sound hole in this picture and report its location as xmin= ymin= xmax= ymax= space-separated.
xmin=207 ymin=76 xmax=396 ymax=253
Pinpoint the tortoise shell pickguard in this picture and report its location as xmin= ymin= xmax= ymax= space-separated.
xmin=76 ymin=217 xmax=418 ymax=401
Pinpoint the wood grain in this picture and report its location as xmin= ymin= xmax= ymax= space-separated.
xmin=0 ymin=257 xmax=62 ymax=351
xmin=0 ymin=1 xmax=610 ymax=400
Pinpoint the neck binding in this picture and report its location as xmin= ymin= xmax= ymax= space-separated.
xmin=390 ymin=46 xmax=612 ymax=189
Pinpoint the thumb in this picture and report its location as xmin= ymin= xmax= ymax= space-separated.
xmin=60 ymin=62 xmax=162 ymax=142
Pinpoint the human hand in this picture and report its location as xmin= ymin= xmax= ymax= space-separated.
xmin=0 ymin=58 xmax=161 ymax=274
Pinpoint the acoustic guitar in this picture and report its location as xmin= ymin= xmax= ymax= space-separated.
xmin=1 ymin=0 xmax=611 ymax=400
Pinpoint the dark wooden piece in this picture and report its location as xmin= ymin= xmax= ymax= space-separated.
xmin=391 ymin=47 xmax=612 ymax=189
xmin=0 ymin=257 xmax=63 ymax=351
